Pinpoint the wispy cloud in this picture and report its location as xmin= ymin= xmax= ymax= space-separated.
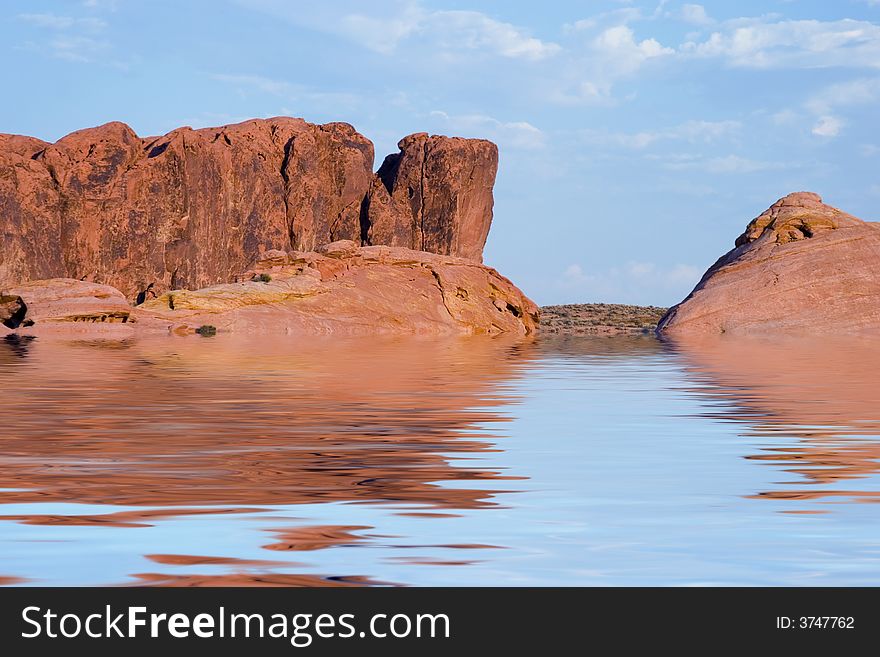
xmin=593 ymin=25 xmax=673 ymax=74
xmin=801 ymin=77 xmax=880 ymax=139
xmin=47 ymin=35 xmax=109 ymax=63
xmin=805 ymin=77 xmax=880 ymax=114
xmin=680 ymin=4 xmax=714 ymax=27
xmin=681 ymin=18 xmax=880 ymax=69
xmin=210 ymin=73 xmax=363 ymax=109
xmin=235 ymin=0 xmax=559 ymax=60
xmin=81 ymin=0 xmax=118 ymax=9
xmin=18 ymin=12 xmax=106 ymax=31
xmin=581 ymin=119 xmax=740 ymax=149
xmin=650 ymin=153 xmax=789 ymax=174
xmin=558 ymin=261 xmax=701 ymax=305
xmin=811 ymin=115 xmax=843 ymax=138
xmin=429 ymin=111 xmax=545 ymax=149
xmin=552 ymin=18 xmax=675 ymax=105
xmin=17 ymin=11 xmax=113 ymax=64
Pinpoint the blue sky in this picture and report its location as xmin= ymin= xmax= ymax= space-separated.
xmin=2 ymin=1 xmax=879 ymax=305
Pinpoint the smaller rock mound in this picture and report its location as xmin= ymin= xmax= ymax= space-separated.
xmin=5 ymin=279 xmax=131 ymax=325
xmin=658 ymin=192 xmax=880 ymax=335
xmin=735 ymin=191 xmax=862 ymax=246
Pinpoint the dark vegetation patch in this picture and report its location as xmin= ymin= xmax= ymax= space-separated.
xmin=539 ymin=304 xmax=668 ymax=336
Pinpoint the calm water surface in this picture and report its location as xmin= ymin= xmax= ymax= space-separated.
xmin=0 ymin=332 xmax=878 ymax=586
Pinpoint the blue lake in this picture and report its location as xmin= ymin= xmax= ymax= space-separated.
xmin=0 ymin=332 xmax=878 ymax=586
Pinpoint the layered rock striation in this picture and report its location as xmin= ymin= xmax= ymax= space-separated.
xmin=658 ymin=192 xmax=880 ymax=335
xmin=0 ymin=118 xmax=498 ymax=302
xmin=2 ymin=241 xmax=536 ymax=336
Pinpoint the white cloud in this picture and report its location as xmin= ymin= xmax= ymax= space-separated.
xmin=799 ymin=78 xmax=879 ymax=139
xmin=707 ymin=155 xmax=787 ymax=173
xmin=805 ymin=77 xmax=880 ymax=114
xmin=48 ymin=35 xmax=109 ymax=62
xmin=593 ymin=25 xmax=674 ymax=75
xmin=558 ymin=261 xmax=701 ymax=304
xmin=811 ymin=115 xmax=843 ymax=137
xmin=564 ymin=18 xmax=597 ymax=33
xmin=653 ymin=153 xmax=787 ymax=174
xmin=581 ymin=119 xmax=740 ymax=149
xmin=81 ymin=0 xmax=118 ymax=9
xmin=551 ymin=21 xmax=674 ymax=105
xmin=236 ymin=1 xmax=559 ymax=61
xmin=681 ymin=4 xmax=713 ymax=26
xmin=18 ymin=12 xmax=106 ymax=31
xmin=419 ymin=11 xmax=560 ymax=60
xmin=17 ymin=11 xmax=112 ymax=63
xmin=210 ymin=74 xmax=362 ymax=109
xmin=681 ymin=18 xmax=880 ymax=69
xmin=429 ymin=111 xmax=545 ymax=149
xmin=770 ymin=109 xmax=799 ymax=125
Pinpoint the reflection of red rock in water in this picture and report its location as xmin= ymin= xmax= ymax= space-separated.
xmin=669 ymin=335 xmax=880 ymax=506
xmin=0 ymin=507 xmax=268 ymax=528
xmin=659 ymin=192 xmax=880 ymax=335
xmin=262 ymin=525 xmax=372 ymax=552
xmin=128 ymin=573 xmax=382 ymax=587
xmin=0 ymin=335 xmax=534 ymax=515
xmin=145 ymin=554 xmax=289 ymax=567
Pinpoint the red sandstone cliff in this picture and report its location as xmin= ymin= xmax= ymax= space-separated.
xmin=0 ymin=118 xmax=497 ymax=301
xmin=364 ymin=133 xmax=497 ymax=262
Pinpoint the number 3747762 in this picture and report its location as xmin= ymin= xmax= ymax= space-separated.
xmin=776 ymin=616 xmax=855 ymax=630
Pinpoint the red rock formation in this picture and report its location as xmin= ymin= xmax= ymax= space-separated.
xmin=364 ymin=133 xmax=498 ymax=261
xmin=139 ymin=240 xmax=538 ymax=336
xmin=1 ymin=119 xmax=501 ymax=302
xmin=7 ymin=241 xmax=538 ymax=336
xmin=658 ymin=192 xmax=880 ymax=335
xmin=0 ymin=118 xmax=374 ymax=301
xmin=0 ymin=134 xmax=64 ymax=287
xmin=5 ymin=279 xmax=131 ymax=326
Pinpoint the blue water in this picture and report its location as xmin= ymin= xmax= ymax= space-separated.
xmin=0 ymin=333 xmax=878 ymax=586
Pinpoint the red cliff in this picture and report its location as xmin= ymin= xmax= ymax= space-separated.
xmin=0 ymin=118 xmax=498 ymax=302
xmin=364 ymin=133 xmax=498 ymax=262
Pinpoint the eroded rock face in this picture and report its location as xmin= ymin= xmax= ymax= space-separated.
xmin=364 ymin=133 xmax=498 ymax=262
xmin=139 ymin=241 xmax=538 ymax=335
xmin=734 ymin=191 xmax=862 ymax=246
xmin=1 ymin=120 xmax=502 ymax=301
xmin=7 ymin=242 xmax=536 ymax=336
xmin=6 ymin=279 xmax=131 ymax=325
xmin=0 ymin=118 xmax=375 ymax=301
xmin=658 ymin=192 xmax=880 ymax=335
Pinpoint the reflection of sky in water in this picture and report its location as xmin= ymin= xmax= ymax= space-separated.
xmin=0 ymin=334 xmax=879 ymax=586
